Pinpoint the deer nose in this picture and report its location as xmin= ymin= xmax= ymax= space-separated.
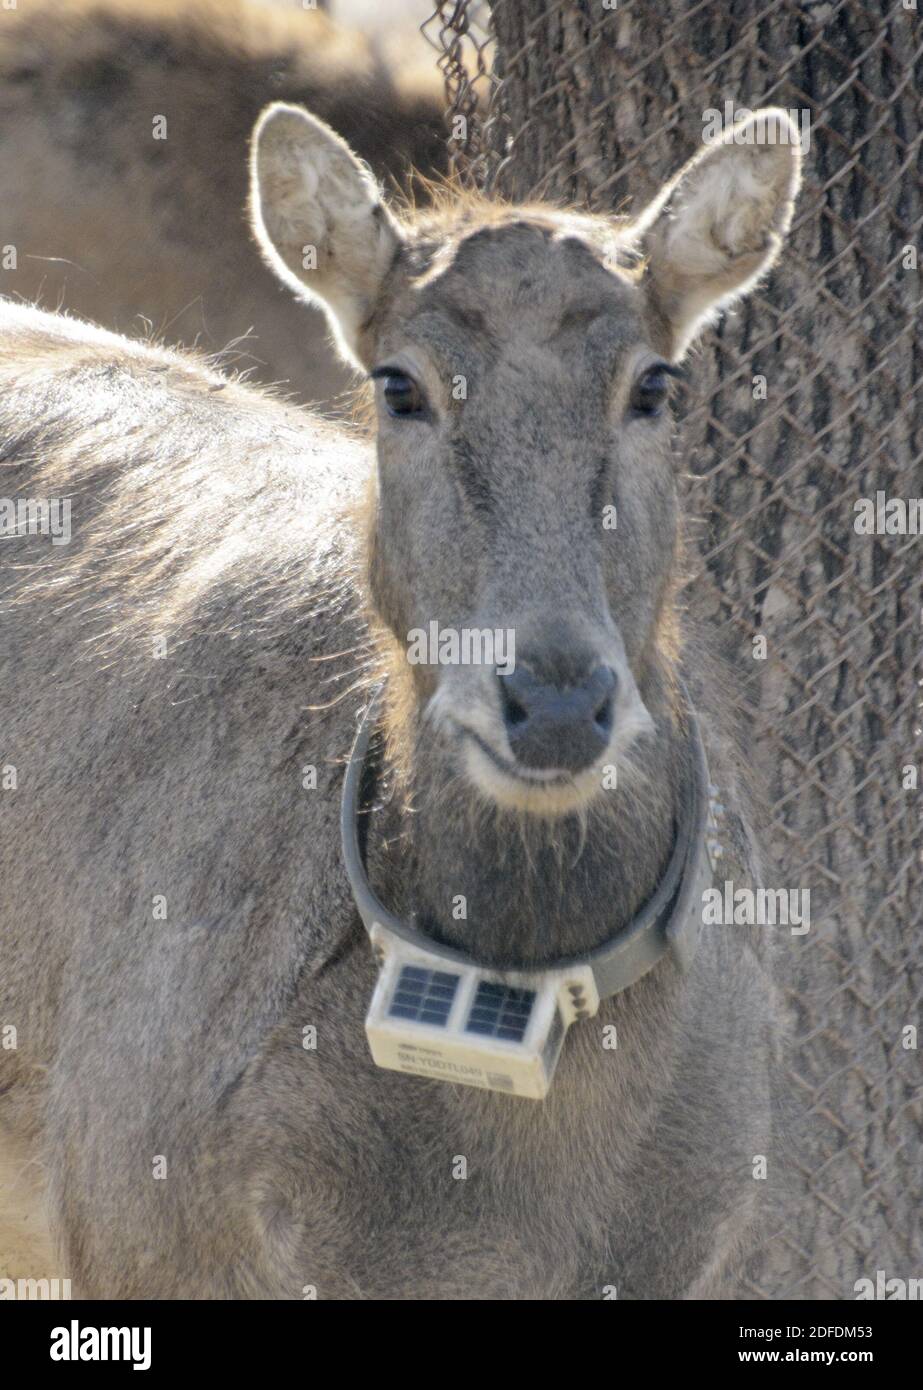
xmin=498 ymin=664 xmax=617 ymax=773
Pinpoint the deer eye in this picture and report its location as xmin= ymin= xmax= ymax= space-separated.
xmin=377 ymin=370 xmax=425 ymax=418
xmin=629 ymin=364 xmax=673 ymax=418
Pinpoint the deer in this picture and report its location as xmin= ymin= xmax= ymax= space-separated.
xmin=0 ymin=0 xmax=447 ymax=410
xmin=0 ymin=102 xmax=801 ymax=1298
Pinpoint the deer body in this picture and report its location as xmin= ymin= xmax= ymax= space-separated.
xmin=0 ymin=103 xmax=800 ymax=1298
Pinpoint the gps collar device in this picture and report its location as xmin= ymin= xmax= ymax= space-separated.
xmin=341 ymin=685 xmax=713 ymax=1099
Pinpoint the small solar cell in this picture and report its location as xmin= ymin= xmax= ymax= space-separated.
xmin=465 ymin=982 xmax=536 ymax=1042
xmin=388 ymin=965 xmax=460 ymax=1026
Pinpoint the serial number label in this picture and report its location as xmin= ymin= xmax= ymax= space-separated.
xmin=740 ymin=1327 xmax=873 ymax=1339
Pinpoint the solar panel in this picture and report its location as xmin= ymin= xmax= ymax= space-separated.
xmin=387 ymin=964 xmax=460 ymax=1026
xmin=465 ymin=981 xmax=536 ymax=1042
xmin=366 ymin=924 xmax=599 ymax=1097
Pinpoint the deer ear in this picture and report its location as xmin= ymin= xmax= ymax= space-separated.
xmin=249 ymin=102 xmax=403 ymax=367
xmin=635 ymin=108 xmax=802 ymax=359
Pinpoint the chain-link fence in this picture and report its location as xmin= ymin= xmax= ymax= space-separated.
xmin=423 ymin=0 xmax=922 ymax=1299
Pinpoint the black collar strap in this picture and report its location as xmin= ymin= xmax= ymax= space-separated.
xmin=340 ymin=683 xmax=712 ymax=1000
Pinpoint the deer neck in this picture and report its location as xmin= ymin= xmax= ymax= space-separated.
xmin=364 ymin=670 xmax=685 ymax=971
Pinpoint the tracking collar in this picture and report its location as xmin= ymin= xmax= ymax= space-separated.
xmin=341 ymin=684 xmax=713 ymax=1099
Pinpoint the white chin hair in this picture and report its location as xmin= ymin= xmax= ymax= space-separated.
xmin=460 ymin=698 xmax=654 ymax=816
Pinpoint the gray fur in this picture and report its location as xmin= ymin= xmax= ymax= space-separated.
xmin=0 ymin=107 xmax=800 ymax=1298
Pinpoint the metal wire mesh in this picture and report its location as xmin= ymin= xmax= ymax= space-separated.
xmin=423 ymin=0 xmax=922 ymax=1299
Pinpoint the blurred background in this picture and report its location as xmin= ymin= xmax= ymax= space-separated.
xmin=0 ymin=0 xmax=445 ymax=409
